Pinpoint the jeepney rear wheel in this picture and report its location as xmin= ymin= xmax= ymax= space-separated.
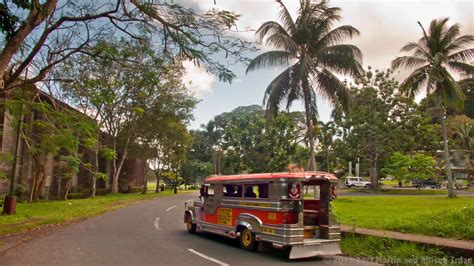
xmin=186 ymin=214 xmax=196 ymax=233
xmin=239 ymin=228 xmax=257 ymax=251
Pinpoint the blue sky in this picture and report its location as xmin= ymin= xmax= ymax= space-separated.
xmin=183 ymin=0 xmax=474 ymax=129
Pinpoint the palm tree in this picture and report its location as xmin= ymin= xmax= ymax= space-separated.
xmin=316 ymin=120 xmax=336 ymax=172
xmin=246 ymin=0 xmax=363 ymax=171
xmin=391 ymin=18 xmax=474 ymax=197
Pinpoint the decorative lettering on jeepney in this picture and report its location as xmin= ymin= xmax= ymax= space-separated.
xmin=268 ymin=212 xmax=276 ymax=220
xmin=262 ymin=227 xmax=275 ymax=234
xmin=239 ymin=202 xmax=270 ymax=207
xmin=217 ymin=208 xmax=233 ymax=226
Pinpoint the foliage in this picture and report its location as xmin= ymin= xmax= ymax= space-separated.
xmin=341 ymin=234 xmax=446 ymax=261
xmin=61 ymin=36 xmax=196 ymax=193
xmin=332 ymin=68 xmax=439 ymax=184
xmin=383 ymin=152 xmax=436 ymax=183
xmin=0 ymin=0 xmax=254 ymax=96
xmin=190 ymin=106 xmax=309 ymax=174
xmin=391 ymin=17 xmax=474 ymax=197
xmin=5 ymin=87 xmax=98 ymax=201
xmin=246 ymin=0 xmax=363 ymax=171
xmin=333 ymin=196 xmax=474 ymax=240
xmin=181 ymin=160 xmax=213 ymax=185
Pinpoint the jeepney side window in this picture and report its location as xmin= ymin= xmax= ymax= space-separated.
xmin=223 ymin=184 xmax=241 ymax=197
xmin=207 ymin=184 xmax=214 ymax=197
xmin=243 ymin=184 xmax=268 ymax=199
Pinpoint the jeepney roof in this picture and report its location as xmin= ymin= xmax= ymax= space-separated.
xmin=204 ymin=171 xmax=338 ymax=184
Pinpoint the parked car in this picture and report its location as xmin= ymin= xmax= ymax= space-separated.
xmin=345 ymin=176 xmax=371 ymax=188
xmin=411 ymin=178 xmax=441 ymax=189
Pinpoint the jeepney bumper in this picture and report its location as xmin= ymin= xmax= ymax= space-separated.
xmin=289 ymin=240 xmax=341 ymax=259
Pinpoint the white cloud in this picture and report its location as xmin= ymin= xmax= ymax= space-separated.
xmin=182 ymin=60 xmax=216 ymax=98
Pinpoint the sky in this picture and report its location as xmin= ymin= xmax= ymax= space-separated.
xmin=182 ymin=0 xmax=474 ymax=129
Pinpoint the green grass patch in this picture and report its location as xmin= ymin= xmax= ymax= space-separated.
xmin=342 ymin=188 xmax=447 ymax=195
xmin=333 ymin=196 xmax=474 ymax=240
xmin=380 ymin=179 xmax=400 ymax=187
xmin=0 ymin=190 xmax=189 ymax=237
xmin=341 ymin=234 xmax=448 ymax=263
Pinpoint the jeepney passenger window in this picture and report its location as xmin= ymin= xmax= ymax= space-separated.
xmin=244 ymin=184 xmax=268 ymax=199
xmin=207 ymin=184 xmax=214 ymax=197
xmin=258 ymin=184 xmax=268 ymax=198
xmin=223 ymin=185 xmax=242 ymax=197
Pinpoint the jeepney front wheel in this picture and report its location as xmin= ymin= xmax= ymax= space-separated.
xmin=185 ymin=214 xmax=196 ymax=233
xmin=239 ymin=228 xmax=258 ymax=251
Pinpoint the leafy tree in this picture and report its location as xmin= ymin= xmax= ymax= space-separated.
xmin=332 ymin=68 xmax=440 ymax=187
xmin=62 ymin=36 xmax=195 ymax=194
xmin=189 ymin=106 xmax=309 ymax=175
xmin=383 ymin=152 xmax=436 ymax=185
xmin=0 ymin=1 xmax=253 ymax=96
xmin=391 ymin=18 xmax=474 ymax=197
xmin=4 ymin=87 xmax=97 ymax=201
xmin=246 ymin=0 xmax=363 ymax=171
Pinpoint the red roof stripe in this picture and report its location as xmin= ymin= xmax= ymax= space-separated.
xmin=205 ymin=171 xmax=338 ymax=183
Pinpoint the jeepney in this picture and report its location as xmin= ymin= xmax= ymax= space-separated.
xmin=184 ymin=171 xmax=341 ymax=259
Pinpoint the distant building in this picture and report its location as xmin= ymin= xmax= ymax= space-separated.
xmin=0 ymin=88 xmax=146 ymax=199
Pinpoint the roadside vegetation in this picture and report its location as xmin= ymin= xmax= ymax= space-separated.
xmin=0 ymin=191 xmax=192 ymax=237
xmin=341 ymin=188 xmax=448 ymax=195
xmin=341 ymin=234 xmax=447 ymax=261
xmin=333 ymin=196 xmax=474 ymax=240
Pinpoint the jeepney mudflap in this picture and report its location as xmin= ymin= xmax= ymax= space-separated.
xmin=289 ymin=240 xmax=341 ymax=259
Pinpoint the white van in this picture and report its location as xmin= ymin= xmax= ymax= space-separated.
xmin=345 ymin=176 xmax=371 ymax=188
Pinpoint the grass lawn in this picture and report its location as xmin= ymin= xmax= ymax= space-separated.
xmin=0 ymin=190 xmax=190 ymax=237
xmin=333 ymin=196 xmax=474 ymax=240
xmin=341 ymin=234 xmax=447 ymax=261
xmin=342 ymin=188 xmax=447 ymax=195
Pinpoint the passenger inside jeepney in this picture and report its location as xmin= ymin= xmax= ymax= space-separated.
xmin=244 ymin=186 xmax=256 ymax=198
xmin=224 ymin=185 xmax=237 ymax=197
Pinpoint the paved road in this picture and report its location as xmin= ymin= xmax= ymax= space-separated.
xmin=1 ymin=193 xmax=376 ymax=265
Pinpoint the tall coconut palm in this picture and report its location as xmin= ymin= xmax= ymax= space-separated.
xmin=246 ymin=0 xmax=363 ymax=171
xmin=391 ymin=18 xmax=474 ymax=197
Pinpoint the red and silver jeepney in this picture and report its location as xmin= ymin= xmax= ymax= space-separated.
xmin=184 ymin=172 xmax=341 ymax=259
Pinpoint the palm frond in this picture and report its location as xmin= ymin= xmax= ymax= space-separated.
xmin=391 ymin=56 xmax=428 ymax=70
xmin=440 ymin=22 xmax=461 ymax=49
xmin=276 ymin=0 xmax=296 ymax=35
xmin=317 ymin=25 xmax=360 ymax=46
xmin=264 ymin=33 xmax=299 ymax=53
xmin=313 ymin=69 xmax=351 ymax=111
xmin=400 ymin=42 xmax=431 ymax=60
xmin=447 ymin=61 xmax=474 ymax=76
xmin=446 ymin=35 xmax=474 ymax=52
xmin=317 ymin=44 xmax=364 ymax=77
xmin=439 ymin=67 xmax=465 ymax=110
xmin=246 ymin=51 xmax=293 ymax=74
xmin=255 ymin=21 xmax=288 ymax=43
xmin=263 ymin=64 xmax=300 ymax=116
xmin=399 ymin=65 xmax=430 ymax=97
xmin=448 ymin=48 xmax=474 ymax=62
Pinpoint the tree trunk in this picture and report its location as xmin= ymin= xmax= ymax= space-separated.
xmin=142 ymin=164 xmax=148 ymax=194
xmin=112 ymin=134 xmax=131 ymax=194
xmin=91 ymin=139 xmax=99 ymax=197
xmin=302 ymin=78 xmax=316 ymax=171
xmin=326 ymin=149 xmax=330 ymax=172
xmin=28 ymin=168 xmax=38 ymax=203
xmin=154 ymin=169 xmax=161 ymax=193
xmin=437 ymin=92 xmax=456 ymax=197
xmin=63 ymin=178 xmax=72 ymax=200
xmin=111 ymin=138 xmax=118 ymax=193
